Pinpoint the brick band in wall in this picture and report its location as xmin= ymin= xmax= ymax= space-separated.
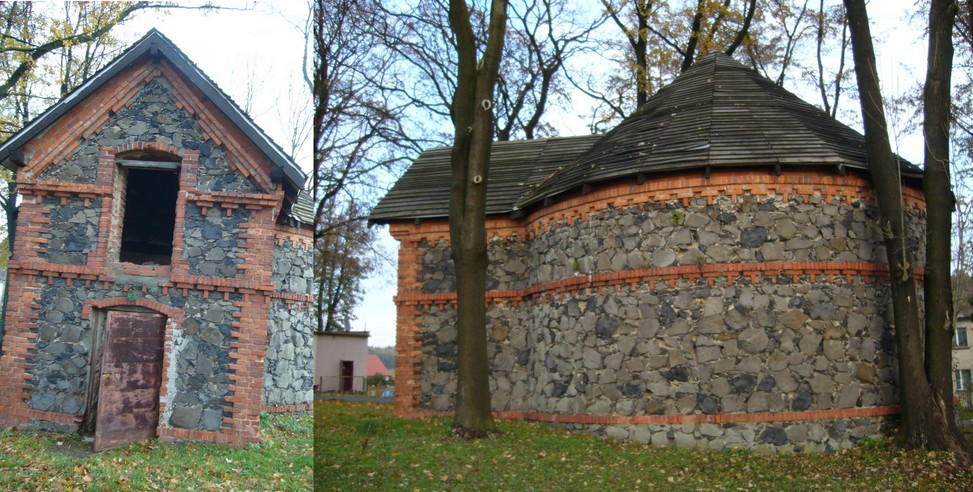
xmin=394 ymin=260 xmax=924 ymax=307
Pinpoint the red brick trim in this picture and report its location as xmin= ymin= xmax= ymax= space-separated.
xmin=394 ymin=260 xmax=923 ymax=307
xmin=274 ymin=227 xmax=313 ymax=249
xmin=388 ymin=169 xmax=926 ymax=243
xmin=159 ymin=426 xmax=260 ymax=445
xmin=261 ymin=403 xmax=313 ymax=413
xmin=170 ymin=274 xmax=273 ymax=293
xmin=0 ymin=275 xmax=44 ymax=429
xmin=18 ymin=181 xmax=113 ymax=196
xmin=28 ymin=409 xmax=82 ymax=427
xmin=270 ymin=292 xmax=314 ymax=303
xmin=82 ymin=297 xmax=184 ymax=320
xmin=21 ymin=63 xmax=159 ymax=178
xmin=187 ymin=191 xmax=281 ymax=210
xmin=398 ymin=406 xmax=900 ymax=425
xmin=155 ymin=61 xmax=274 ymax=193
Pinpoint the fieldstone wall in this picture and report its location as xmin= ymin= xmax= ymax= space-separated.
xmin=567 ymin=416 xmax=894 ymax=453
xmin=526 ymin=196 xmax=924 ymax=284
xmin=272 ymin=239 xmax=312 ymax=295
xmin=23 ymin=273 xmax=251 ymax=433
xmin=41 ymin=196 xmax=101 ymax=266
xmin=183 ymin=204 xmax=249 ymax=278
xmin=28 ymin=279 xmax=94 ymax=421
xmin=37 ymin=77 xmax=260 ymax=194
xmin=409 ymin=192 xmax=921 ymax=450
xmin=164 ymin=292 xmax=239 ymax=432
xmin=25 ymin=277 xmax=186 ymax=422
xmin=263 ymin=300 xmax=314 ymax=407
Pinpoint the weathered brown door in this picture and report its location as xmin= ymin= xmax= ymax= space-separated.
xmin=340 ymin=360 xmax=354 ymax=392
xmin=94 ymin=311 xmax=166 ymax=452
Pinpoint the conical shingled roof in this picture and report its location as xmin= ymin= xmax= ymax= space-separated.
xmin=516 ymin=52 xmax=920 ymax=208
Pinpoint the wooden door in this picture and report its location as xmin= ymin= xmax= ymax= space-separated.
xmin=340 ymin=360 xmax=354 ymax=392
xmin=94 ymin=311 xmax=166 ymax=452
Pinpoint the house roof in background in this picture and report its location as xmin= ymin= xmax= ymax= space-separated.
xmin=367 ymin=354 xmax=390 ymax=377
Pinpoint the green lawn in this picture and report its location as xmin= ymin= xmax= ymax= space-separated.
xmin=0 ymin=413 xmax=312 ymax=490
xmin=316 ymin=400 xmax=973 ymax=491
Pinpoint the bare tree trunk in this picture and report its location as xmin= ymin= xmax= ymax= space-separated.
xmin=923 ymin=0 xmax=963 ymax=430
xmin=447 ymin=0 xmax=507 ymax=438
xmin=844 ymin=0 xmax=970 ymax=462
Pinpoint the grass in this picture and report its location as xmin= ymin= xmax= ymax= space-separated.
xmin=0 ymin=412 xmax=312 ymax=491
xmin=316 ymin=400 xmax=973 ymax=491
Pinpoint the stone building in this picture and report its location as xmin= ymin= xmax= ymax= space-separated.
xmin=369 ymin=53 xmax=925 ymax=452
xmin=0 ymin=30 xmax=314 ymax=450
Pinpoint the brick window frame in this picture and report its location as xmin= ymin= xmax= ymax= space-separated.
xmin=96 ymin=142 xmax=200 ymax=277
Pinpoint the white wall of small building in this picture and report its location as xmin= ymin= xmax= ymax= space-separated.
xmin=314 ymin=331 xmax=369 ymax=392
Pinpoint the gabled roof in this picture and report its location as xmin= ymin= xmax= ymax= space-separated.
xmin=367 ymin=354 xmax=391 ymax=377
xmin=0 ymin=29 xmax=307 ymax=193
xmin=368 ymin=135 xmax=600 ymax=223
xmin=517 ymin=52 xmax=920 ymax=207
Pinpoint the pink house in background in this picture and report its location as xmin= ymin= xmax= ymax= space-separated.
xmin=367 ymin=354 xmax=391 ymax=378
xmin=315 ymin=331 xmax=368 ymax=393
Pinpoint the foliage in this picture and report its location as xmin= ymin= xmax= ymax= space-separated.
xmin=314 ymin=199 xmax=374 ymax=333
xmin=0 ymin=413 xmax=312 ymax=491
xmin=315 ymin=400 xmax=973 ymax=491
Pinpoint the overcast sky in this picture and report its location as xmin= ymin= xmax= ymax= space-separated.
xmin=355 ymin=1 xmax=932 ymax=348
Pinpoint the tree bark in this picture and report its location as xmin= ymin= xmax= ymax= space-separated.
xmin=844 ymin=0 xmax=970 ymax=462
xmin=922 ymin=0 xmax=971 ymax=454
xmin=447 ymin=0 xmax=507 ymax=438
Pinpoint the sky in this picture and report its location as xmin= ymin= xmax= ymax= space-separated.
xmin=354 ymin=1 xmax=934 ymax=348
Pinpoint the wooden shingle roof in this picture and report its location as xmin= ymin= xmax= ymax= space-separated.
xmin=370 ymin=52 xmax=919 ymax=223
xmin=368 ymin=135 xmax=601 ymax=223
xmin=517 ymin=52 xmax=919 ymax=208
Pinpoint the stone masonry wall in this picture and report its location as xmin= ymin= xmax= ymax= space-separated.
xmin=398 ymin=174 xmax=924 ymax=451
xmin=263 ymin=300 xmax=314 ymax=406
xmin=38 ymin=78 xmax=261 ymax=194
xmin=272 ymin=239 xmax=313 ymax=296
xmin=183 ymin=204 xmax=249 ymax=278
xmin=164 ymin=291 xmax=239 ymax=432
xmin=40 ymin=196 xmax=101 ymax=266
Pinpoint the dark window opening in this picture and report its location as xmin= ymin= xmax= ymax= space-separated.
xmin=120 ymin=168 xmax=179 ymax=265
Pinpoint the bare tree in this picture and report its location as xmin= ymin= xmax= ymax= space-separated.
xmin=844 ymin=0 xmax=970 ymax=461
xmin=447 ymin=0 xmax=507 ymax=438
xmin=375 ymin=0 xmax=596 ymax=141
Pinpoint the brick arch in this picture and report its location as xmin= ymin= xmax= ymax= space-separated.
xmin=82 ymin=297 xmax=184 ymax=322
xmin=107 ymin=142 xmax=187 ymax=158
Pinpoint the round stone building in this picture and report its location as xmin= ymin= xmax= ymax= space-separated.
xmin=370 ymin=53 xmax=924 ymax=452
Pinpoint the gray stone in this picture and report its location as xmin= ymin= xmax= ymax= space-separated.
xmin=201 ymin=408 xmax=223 ymax=431
xmin=170 ymin=405 xmax=202 ymax=429
xmin=780 ymin=309 xmax=807 ymax=329
xmin=760 ymin=426 xmax=788 ymax=446
xmin=724 ymin=307 xmax=750 ymax=331
xmin=652 ymin=250 xmax=676 ymax=267
xmin=740 ymin=227 xmax=768 ymax=248
xmin=738 ymin=328 xmax=769 ymax=353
